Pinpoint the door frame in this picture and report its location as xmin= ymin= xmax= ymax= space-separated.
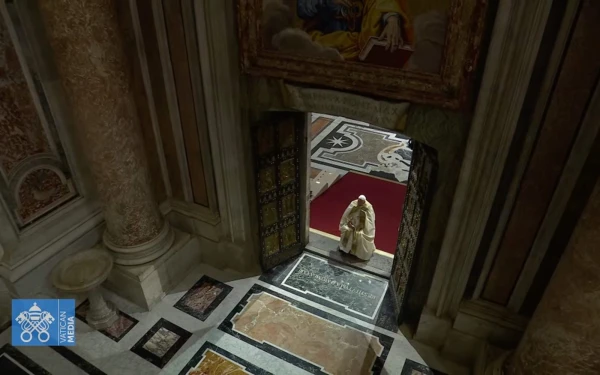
xmin=196 ymin=0 xmax=555 ymax=343
xmin=300 ymin=118 xmax=438 ymax=321
xmin=300 ymin=115 xmax=311 ymax=247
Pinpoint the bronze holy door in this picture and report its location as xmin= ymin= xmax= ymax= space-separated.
xmin=251 ymin=112 xmax=307 ymax=270
xmin=391 ymin=141 xmax=438 ymax=323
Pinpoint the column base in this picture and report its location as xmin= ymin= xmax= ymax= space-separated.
xmin=103 ymin=221 xmax=174 ymax=266
xmin=104 ymin=229 xmax=198 ymax=310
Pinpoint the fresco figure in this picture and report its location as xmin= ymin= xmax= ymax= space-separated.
xmin=296 ymin=0 xmax=414 ymax=61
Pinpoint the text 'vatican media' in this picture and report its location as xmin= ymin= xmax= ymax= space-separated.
xmin=11 ymin=299 xmax=76 ymax=346
xmin=58 ymin=310 xmax=76 ymax=344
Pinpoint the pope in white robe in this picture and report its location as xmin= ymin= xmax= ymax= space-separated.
xmin=339 ymin=195 xmax=376 ymax=260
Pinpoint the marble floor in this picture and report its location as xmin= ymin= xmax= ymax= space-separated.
xmin=310 ymin=113 xmax=412 ymax=195
xmin=0 ymin=252 xmax=468 ymax=375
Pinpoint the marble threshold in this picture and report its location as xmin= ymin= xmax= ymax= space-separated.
xmin=308 ymin=228 xmax=394 ymax=278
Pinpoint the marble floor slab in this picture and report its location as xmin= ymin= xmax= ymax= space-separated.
xmin=401 ymin=358 xmax=447 ymax=375
xmin=282 ymin=253 xmax=388 ymax=318
xmin=311 ymin=119 xmax=412 ymax=184
xmin=0 ymin=343 xmax=50 ymax=375
xmin=178 ymin=341 xmax=272 ymax=375
xmin=130 ymin=318 xmax=192 ymax=368
xmin=76 ymin=300 xmax=138 ymax=342
xmin=260 ymin=252 xmax=398 ymax=331
xmin=0 ymin=260 xmax=463 ymax=375
xmin=173 ymin=275 xmax=233 ymax=321
xmin=219 ymin=284 xmax=394 ymax=375
xmin=50 ymin=346 xmax=106 ymax=375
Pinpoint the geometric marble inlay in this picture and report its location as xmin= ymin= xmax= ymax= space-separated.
xmin=311 ymin=120 xmax=412 ymax=184
xmin=260 ymin=253 xmax=398 ymax=331
xmin=0 ymin=343 xmax=50 ymax=374
xmin=178 ymin=342 xmax=271 ymax=375
xmin=400 ymin=358 xmax=447 ymax=375
xmin=131 ymin=318 xmax=191 ymax=369
xmin=219 ymin=284 xmax=394 ymax=375
xmin=174 ymin=275 xmax=233 ymax=321
xmin=282 ymin=253 xmax=388 ymax=319
xmin=50 ymin=346 xmax=107 ymax=375
xmin=75 ymin=300 xmax=138 ymax=342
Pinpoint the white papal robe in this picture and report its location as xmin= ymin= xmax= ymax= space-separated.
xmin=339 ymin=199 xmax=376 ymax=260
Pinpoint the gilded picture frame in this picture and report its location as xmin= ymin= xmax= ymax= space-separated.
xmin=238 ymin=0 xmax=489 ymax=109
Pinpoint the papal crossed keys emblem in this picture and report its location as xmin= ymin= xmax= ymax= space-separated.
xmin=15 ymin=302 xmax=55 ymax=343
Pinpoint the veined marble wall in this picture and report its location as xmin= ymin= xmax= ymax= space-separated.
xmin=457 ymin=1 xmax=600 ymax=336
xmin=131 ymin=0 xmax=218 ymax=213
xmin=480 ymin=0 xmax=600 ymax=309
xmin=0 ymin=12 xmax=76 ymax=229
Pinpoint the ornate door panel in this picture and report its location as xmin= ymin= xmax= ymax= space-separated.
xmin=252 ymin=112 xmax=305 ymax=270
xmin=391 ymin=141 xmax=438 ymax=322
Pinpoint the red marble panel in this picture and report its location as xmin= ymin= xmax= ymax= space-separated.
xmin=0 ymin=19 xmax=50 ymax=175
xmin=174 ymin=275 xmax=233 ymax=321
xmin=162 ymin=0 xmax=209 ymax=207
xmin=310 ymin=117 xmax=333 ymax=140
xmin=136 ymin=0 xmax=185 ymax=200
xmin=0 ymin=15 xmax=77 ymax=227
xmin=16 ymin=168 xmax=76 ymax=225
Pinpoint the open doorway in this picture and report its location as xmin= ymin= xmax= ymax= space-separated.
xmin=306 ymin=113 xmax=412 ymax=277
xmin=253 ymin=111 xmax=437 ymax=330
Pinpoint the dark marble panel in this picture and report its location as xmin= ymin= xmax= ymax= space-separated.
xmin=400 ymin=358 xmax=447 ymax=375
xmin=0 ymin=343 xmax=50 ymax=374
xmin=173 ymin=275 xmax=233 ymax=321
xmin=50 ymin=346 xmax=106 ymax=375
xmin=218 ymin=284 xmax=394 ymax=375
xmin=0 ymin=355 xmax=29 ymax=375
xmin=260 ymin=253 xmax=398 ymax=331
xmin=178 ymin=341 xmax=272 ymax=375
xmin=131 ymin=318 xmax=191 ymax=369
xmin=284 ymin=253 xmax=387 ymax=317
xmin=0 ymin=320 xmax=11 ymax=334
xmin=76 ymin=300 xmax=138 ymax=342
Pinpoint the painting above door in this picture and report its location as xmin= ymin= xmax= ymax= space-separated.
xmin=238 ymin=0 xmax=489 ymax=109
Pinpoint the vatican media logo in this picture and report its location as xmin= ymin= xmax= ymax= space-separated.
xmin=12 ymin=299 xmax=76 ymax=346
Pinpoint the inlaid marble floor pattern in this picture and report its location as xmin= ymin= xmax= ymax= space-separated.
xmin=310 ymin=113 xmax=412 ymax=185
xmin=0 ymin=253 xmax=468 ymax=375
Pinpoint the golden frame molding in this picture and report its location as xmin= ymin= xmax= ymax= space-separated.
xmin=238 ymin=0 xmax=489 ymax=109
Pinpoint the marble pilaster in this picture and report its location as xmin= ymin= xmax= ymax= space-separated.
xmin=0 ymin=246 xmax=9 ymax=325
xmin=506 ymin=180 xmax=600 ymax=374
xmin=37 ymin=0 xmax=172 ymax=265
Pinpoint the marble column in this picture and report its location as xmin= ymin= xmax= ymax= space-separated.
xmin=38 ymin=0 xmax=173 ymax=265
xmin=506 ymin=179 xmax=600 ymax=374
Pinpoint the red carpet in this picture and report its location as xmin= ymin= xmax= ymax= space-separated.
xmin=310 ymin=172 xmax=407 ymax=255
